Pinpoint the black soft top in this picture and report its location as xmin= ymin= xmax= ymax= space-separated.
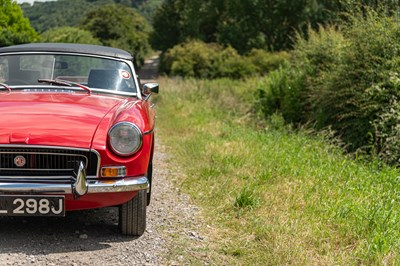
xmin=0 ymin=43 xmax=133 ymax=60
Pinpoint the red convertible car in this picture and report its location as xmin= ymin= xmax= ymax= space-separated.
xmin=0 ymin=43 xmax=158 ymax=236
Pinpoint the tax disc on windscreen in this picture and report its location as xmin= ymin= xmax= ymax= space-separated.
xmin=120 ymin=70 xmax=131 ymax=79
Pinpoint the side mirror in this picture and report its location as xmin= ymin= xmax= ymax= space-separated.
xmin=142 ymin=83 xmax=159 ymax=98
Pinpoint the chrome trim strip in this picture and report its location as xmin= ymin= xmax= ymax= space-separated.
xmin=15 ymin=86 xmax=138 ymax=97
xmin=0 ymin=145 xmax=101 ymax=177
xmin=143 ymin=128 xmax=154 ymax=135
xmin=0 ymin=176 xmax=149 ymax=194
xmin=0 ymin=144 xmax=90 ymax=151
xmin=0 ymin=51 xmax=129 ymax=62
xmin=91 ymin=149 xmax=101 ymax=177
xmin=0 ymin=168 xmax=75 ymax=171
xmin=0 ymin=175 xmax=96 ymax=180
xmin=88 ymin=177 xmax=148 ymax=193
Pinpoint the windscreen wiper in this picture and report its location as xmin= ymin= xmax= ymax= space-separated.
xmin=38 ymin=79 xmax=91 ymax=94
xmin=0 ymin=83 xmax=11 ymax=92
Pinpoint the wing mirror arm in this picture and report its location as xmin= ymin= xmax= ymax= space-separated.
xmin=142 ymin=83 xmax=159 ymax=101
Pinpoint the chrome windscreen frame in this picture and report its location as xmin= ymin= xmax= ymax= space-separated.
xmin=0 ymin=51 xmax=142 ymax=100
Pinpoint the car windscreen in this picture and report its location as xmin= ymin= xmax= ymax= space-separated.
xmin=0 ymin=54 xmax=137 ymax=93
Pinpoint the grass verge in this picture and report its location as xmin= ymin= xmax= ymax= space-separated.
xmin=154 ymin=77 xmax=400 ymax=265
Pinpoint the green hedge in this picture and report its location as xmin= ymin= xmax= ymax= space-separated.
xmin=258 ymin=11 xmax=400 ymax=165
xmin=160 ymin=40 xmax=290 ymax=79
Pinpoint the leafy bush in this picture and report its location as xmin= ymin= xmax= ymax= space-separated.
xmin=256 ymin=64 xmax=306 ymax=123
xmin=257 ymin=25 xmax=345 ymax=124
xmin=211 ymin=46 xmax=257 ymax=79
xmin=321 ymin=12 xmax=400 ymax=158
xmin=292 ymin=25 xmax=348 ymax=128
xmin=247 ymin=49 xmax=291 ymax=75
xmin=161 ymin=40 xmax=288 ymax=79
xmin=161 ymin=40 xmax=219 ymax=78
xmin=258 ymin=11 xmax=400 ymax=165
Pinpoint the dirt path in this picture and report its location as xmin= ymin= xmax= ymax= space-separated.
xmin=0 ymin=57 xmax=207 ymax=265
xmin=139 ymin=55 xmax=160 ymax=83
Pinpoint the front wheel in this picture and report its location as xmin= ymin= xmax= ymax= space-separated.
xmin=146 ymin=160 xmax=153 ymax=206
xmin=119 ymin=190 xmax=147 ymax=236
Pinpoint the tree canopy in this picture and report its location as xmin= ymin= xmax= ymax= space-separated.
xmin=0 ymin=0 xmax=39 ymax=47
xmin=21 ymin=0 xmax=163 ymax=33
xmin=41 ymin=27 xmax=101 ymax=45
xmin=151 ymin=0 xmax=400 ymax=54
xmin=20 ymin=0 xmax=113 ymax=33
xmin=81 ymin=4 xmax=152 ymax=65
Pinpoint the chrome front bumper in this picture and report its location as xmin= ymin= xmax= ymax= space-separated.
xmin=0 ymin=162 xmax=149 ymax=197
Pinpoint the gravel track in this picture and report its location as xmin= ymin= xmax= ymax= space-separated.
xmin=0 ymin=142 xmax=204 ymax=266
xmin=0 ymin=57 xmax=206 ymax=265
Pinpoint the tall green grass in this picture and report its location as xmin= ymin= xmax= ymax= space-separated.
xmin=155 ymin=77 xmax=400 ymax=265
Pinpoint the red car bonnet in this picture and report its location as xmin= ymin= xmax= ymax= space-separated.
xmin=0 ymin=91 xmax=125 ymax=148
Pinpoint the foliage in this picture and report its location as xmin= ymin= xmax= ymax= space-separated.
xmin=256 ymin=63 xmax=306 ymax=123
xmin=20 ymin=0 xmax=162 ymax=33
xmin=247 ymin=49 xmax=291 ymax=75
xmin=312 ymin=11 xmax=400 ymax=161
xmin=132 ymin=0 xmax=164 ymax=22
xmin=161 ymin=40 xmax=289 ymax=79
xmin=81 ymin=4 xmax=151 ymax=65
xmin=41 ymin=27 xmax=101 ymax=45
xmin=156 ymin=77 xmax=400 ymax=264
xmin=288 ymin=25 xmax=347 ymax=125
xmin=258 ymin=10 xmax=400 ymax=165
xmin=151 ymin=0 xmax=353 ymax=53
xmin=150 ymin=0 xmax=183 ymax=52
xmin=0 ymin=0 xmax=39 ymax=46
xmin=340 ymin=12 xmax=400 ymax=162
xmin=20 ymin=0 xmax=111 ymax=33
xmin=151 ymin=0 xmax=400 ymax=54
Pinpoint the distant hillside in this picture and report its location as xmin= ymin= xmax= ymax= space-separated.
xmin=20 ymin=0 xmax=163 ymax=33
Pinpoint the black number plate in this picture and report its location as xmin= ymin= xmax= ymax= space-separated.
xmin=0 ymin=195 xmax=65 ymax=217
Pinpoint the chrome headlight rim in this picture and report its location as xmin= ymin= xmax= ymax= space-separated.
xmin=108 ymin=122 xmax=143 ymax=157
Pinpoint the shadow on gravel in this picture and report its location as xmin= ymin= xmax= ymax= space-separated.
xmin=0 ymin=207 xmax=139 ymax=255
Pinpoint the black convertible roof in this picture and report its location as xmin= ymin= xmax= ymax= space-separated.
xmin=0 ymin=43 xmax=133 ymax=60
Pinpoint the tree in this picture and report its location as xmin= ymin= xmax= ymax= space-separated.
xmin=136 ymin=0 xmax=164 ymax=22
xmin=151 ymin=0 xmax=222 ymax=52
xmin=150 ymin=0 xmax=182 ymax=52
xmin=0 ymin=0 xmax=39 ymax=46
xmin=81 ymin=4 xmax=152 ymax=65
xmin=41 ymin=27 xmax=101 ymax=45
xmin=151 ymin=0 xmax=400 ymax=54
xmin=21 ymin=0 xmax=118 ymax=33
xmin=21 ymin=0 xmax=163 ymax=32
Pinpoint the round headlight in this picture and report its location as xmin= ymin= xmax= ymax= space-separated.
xmin=108 ymin=122 xmax=142 ymax=156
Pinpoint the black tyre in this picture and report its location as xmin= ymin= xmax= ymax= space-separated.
xmin=119 ymin=190 xmax=147 ymax=236
xmin=146 ymin=160 xmax=153 ymax=206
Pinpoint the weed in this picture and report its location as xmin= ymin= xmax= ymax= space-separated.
xmin=234 ymin=187 xmax=259 ymax=209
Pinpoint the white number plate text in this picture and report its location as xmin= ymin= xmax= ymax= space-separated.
xmin=0 ymin=195 xmax=65 ymax=216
